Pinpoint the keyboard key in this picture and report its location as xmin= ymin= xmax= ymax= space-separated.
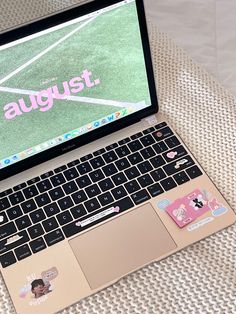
xmin=63 ymin=196 xmax=134 ymax=238
xmin=49 ymin=187 xmax=65 ymax=201
xmin=128 ymin=139 xmax=143 ymax=152
xmin=115 ymin=145 xmax=131 ymax=158
xmin=143 ymin=127 xmax=155 ymax=134
xmin=50 ymin=174 xmax=66 ymax=187
xmin=21 ymin=199 xmax=37 ymax=214
xmin=81 ymin=153 xmax=93 ymax=162
xmin=98 ymin=178 xmax=114 ymax=192
xmin=7 ymin=205 xmax=23 ymax=220
xmin=90 ymin=156 xmax=105 ymax=169
xmin=165 ymin=135 xmax=180 ymax=148
xmin=103 ymin=151 xmax=118 ymax=163
xmin=186 ymin=165 xmax=203 ymax=179
xmin=0 ymin=212 xmax=8 ymax=225
xmin=30 ymin=209 xmax=46 ymax=224
xmin=63 ymin=167 xmax=79 ymax=181
xmin=13 ymin=183 xmax=27 ymax=192
xmin=131 ymin=189 xmax=150 ymax=205
xmin=93 ymin=148 xmax=106 ymax=156
xmin=1 ymin=224 xmax=19 ymax=240
xmin=43 ymin=217 xmax=58 ymax=232
xmin=58 ymin=196 xmax=74 ymax=211
xmin=137 ymin=174 xmax=153 ymax=188
xmin=0 ymin=189 xmax=13 ymax=197
xmin=125 ymin=166 xmax=140 ymax=180
xmin=27 ymin=177 xmax=40 ymax=185
xmin=155 ymin=122 xmax=167 ymax=130
xmin=44 ymin=203 xmax=60 ymax=217
xmin=76 ymin=175 xmax=92 ymax=189
xmin=28 ymin=224 xmax=44 ymax=239
xmin=111 ymin=173 xmax=127 ymax=186
xmin=150 ymin=155 xmax=166 ymax=168
xmin=115 ymin=158 xmax=131 ymax=171
xmin=148 ymin=183 xmax=164 ymax=197
xmin=118 ymin=137 xmax=131 ymax=145
xmin=102 ymin=164 xmax=118 ymax=177
xmin=140 ymin=134 xmax=155 ymax=147
xmin=152 ymin=127 xmax=173 ymax=141
xmin=67 ymin=159 xmax=80 ymax=168
xmin=128 ymin=152 xmax=143 ymax=165
xmin=62 ymin=181 xmax=78 ymax=194
xmin=0 ymin=230 xmax=29 ymax=255
xmin=71 ymin=205 xmax=87 ymax=219
xmin=150 ymin=168 xmax=166 ymax=182
xmin=35 ymin=193 xmax=51 ymax=207
xmin=140 ymin=147 xmax=155 ymax=159
xmin=137 ymin=161 xmax=153 ymax=174
xmin=54 ymin=165 xmax=67 ymax=173
xmin=44 ymin=229 xmax=65 ymax=247
xmin=15 ymin=215 xmax=31 ymax=230
xmin=153 ymin=141 xmax=168 ymax=154
xmin=163 ymin=155 xmax=195 ymax=175
xmin=15 ymin=244 xmax=32 ymax=261
xmin=41 ymin=171 xmax=54 ymax=179
xmin=98 ymin=192 xmax=114 ymax=206
xmin=160 ymin=177 xmax=177 ymax=191
xmin=84 ymin=198 xmax=100 ymax=213
xmin=37 ymin=179 xmax=52 ymax=193
xmin=77 ymin=162 xmax=92 ymax=175
xmin=163 ymin=145 xmax=187 ymax=162
xmin=71 ymin=190 xmax=87 ymax=204
xmin=105 ymin=142 xmax=120 ymax=153
xmin=174 ymin=171 xmax=190 ymax=185
xmin=130 ymin=132 xmax=143 ymax=140
xmin=9 ymin=191 xmax=24 ymax=206
xmin=124 ymin=180 xmax=141 ymax=194
xmin=22 ymin=185 xmax=39 ymax=199
xmin=89 ymin=169 xmax=105 ymax=182
xmin=111 ymin=186 xmax=127 ymax=200
xmin=0 ymin=251 xmax=16 ymax=268
xmin=85 ymin=184 xmax=101 ymax=198
xmin=57 ymin=210 xmax=73 ymax=226
xmin=30 ymin=237 xmax=46 ymax=253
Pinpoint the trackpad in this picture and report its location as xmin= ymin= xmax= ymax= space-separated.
xmin=69 ymin=203 xmax=176 ymax=289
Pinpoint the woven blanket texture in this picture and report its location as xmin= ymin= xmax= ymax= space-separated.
xmin=0 ymin=1 xmax=235 ymax=313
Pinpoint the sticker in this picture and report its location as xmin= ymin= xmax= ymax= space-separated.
xmin=76 ymin=206 xmax=120 ymax=228
xmin=187 ymin=217 xmax=214 ymax=231
xmin=166 ymin=151 xmax=177 ymax=159
xmin=157 ymin=199 xmax=171 ymax=211
xmin=166 ymin=189 xmax=211 ymax=228
xmin=19 ymin=267 xmax=58 ymax=305
xmin=174 ymin=158 xmax=188 ymax=169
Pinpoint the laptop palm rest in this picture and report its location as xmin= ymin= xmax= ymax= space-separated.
xmin=69 ymin=203 xmax=176 ymax=289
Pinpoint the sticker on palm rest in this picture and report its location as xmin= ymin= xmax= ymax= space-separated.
xmin=166 ymin=189 xmax=228 ymax=228
xmin=19 ymin=267 xmax=58 ymax=306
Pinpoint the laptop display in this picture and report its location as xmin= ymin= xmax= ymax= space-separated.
xmin=0 ymin=0 xmax=152 ymax=170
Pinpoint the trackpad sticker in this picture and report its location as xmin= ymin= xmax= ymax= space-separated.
xmin=69 ymin=203 xmax=176 ymax=289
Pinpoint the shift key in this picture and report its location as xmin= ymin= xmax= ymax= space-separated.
xmin=0 ymin=230 xmax=29 ymax=255
xmin=0 ymin=222 xmax=17 ymax=240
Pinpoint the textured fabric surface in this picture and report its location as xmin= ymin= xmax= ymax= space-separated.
xmin=0 ymin=1 xmax=236 ymax=313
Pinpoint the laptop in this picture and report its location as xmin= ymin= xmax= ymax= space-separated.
xmin=0 ymin=0 xmax=235 ymax=313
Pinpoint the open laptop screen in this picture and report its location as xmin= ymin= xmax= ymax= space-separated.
xmin=0 ymin=0 xmax=157 ymax=176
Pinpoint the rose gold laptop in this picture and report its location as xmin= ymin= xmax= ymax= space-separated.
xmin=0 ymin=0 xmax=235 ymax=313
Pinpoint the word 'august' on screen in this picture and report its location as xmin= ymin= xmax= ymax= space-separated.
xmin=2 ymin=69 xmax=100 ymax=120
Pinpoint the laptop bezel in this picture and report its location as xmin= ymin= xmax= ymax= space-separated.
xmin=0 ymin=0 xmax=159 ymax=181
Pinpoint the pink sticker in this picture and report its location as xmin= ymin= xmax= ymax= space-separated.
xmin=166 ymin=189 xmax=211 ymax=228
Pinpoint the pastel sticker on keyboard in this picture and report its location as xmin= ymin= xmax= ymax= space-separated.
xmin=166 ymin=189 xmax=211 ymax=228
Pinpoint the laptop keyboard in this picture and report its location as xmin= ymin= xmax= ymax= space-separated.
xmin=0 ymin=122 xmax=203 ymax=268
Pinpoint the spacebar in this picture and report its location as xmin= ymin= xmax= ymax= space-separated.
xmin=63 ymin=196 xmax=134 ymax=238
